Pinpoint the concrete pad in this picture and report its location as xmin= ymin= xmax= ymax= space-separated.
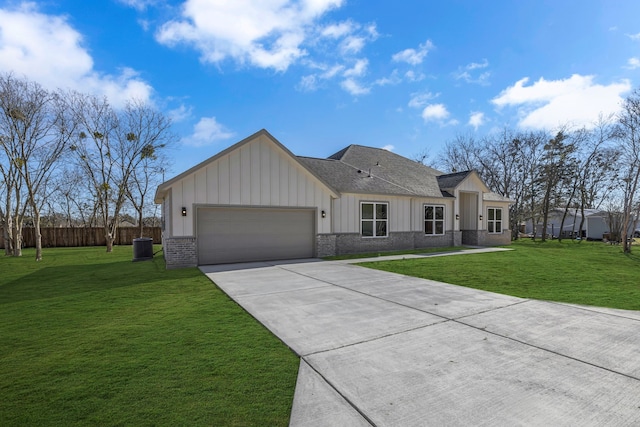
xmin=280 ymin=261 xmax=524 ymax=319
xmin=201 ymin=258 xmax=640 ymax=425
xmin=461 ymin=299 xmax=640 ymax=378
xmin=306 ymin=321 xmax=640 ymax=426
xmin=289 ymin=360 xmax=372 ymax=427
xmin=338 ymin=272 xmax=525 ymax=319
xmin=202 ymin=265 xmax=328 ymax=297
xmin=228 ymin=285 xmax=443 ymax=355
xmin=336 ymin=246 xmax=513 ymax=264
xmin=566 ymin=304 xmax=640 ymax=321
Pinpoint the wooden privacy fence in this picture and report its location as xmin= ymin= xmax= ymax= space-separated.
xmin=0 ymin=227 xmax=162 ymax=249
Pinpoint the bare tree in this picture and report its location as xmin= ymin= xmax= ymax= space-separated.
xmin=616 ymin=88 xmax=640 ymax=253
xmin=574 ymin=119 xmax=618 ymax=239
xmin=68 ymin=93 xmax=171 ymax=252
xmin=121 ymin=100 xmax=175 ymax=238
xmin=0 ymin=150 xmax=18 ymax=255
xmin=538 ymin=130 xmax=577 ymax=242
xmin=0 ymin=74 xmax=73 ymax=260
xmin=436 ymin=134 xmax=481 ymax=173
xmin=476 ymin=128 xmax=528 ymax=239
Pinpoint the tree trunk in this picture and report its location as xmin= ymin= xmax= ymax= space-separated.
xmin=3 ymin=212 xmax=13 ymax=255
xmin=33 ymin=208 xmax=43 ymax=261
xmin=12 ymin=215 xmax=22 ymax=257
xmin=138 ymin=210 xmax=144 ymax=238
xmin=578 ymin=205 xmax=586 ymax=241
xmin=105 ymin=230 xmax=114 ymax=252
xmin=105 ymin=222 xmax=117 ymax=253
xmin=540 ymin=185 xmax=552 ymax=242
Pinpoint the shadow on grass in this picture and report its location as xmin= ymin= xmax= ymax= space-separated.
xmin=0 ymin=257 xmax=201 ymax=304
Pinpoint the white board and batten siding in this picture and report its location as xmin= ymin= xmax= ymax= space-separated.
xmin=411 ymin=197 xmax=455 ymax=232
xmin=333 ymin=194 xmax=453 ymax=234
xmin=169 ymin=134 xmax=333 ymax=237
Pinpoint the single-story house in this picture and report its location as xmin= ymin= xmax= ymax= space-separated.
xmin=154 ymin=129 xmax=512 ymax=268
xmin=523 ymin=208 xmax=609 ymax=240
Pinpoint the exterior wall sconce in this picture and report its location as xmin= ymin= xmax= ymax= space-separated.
xmin=479 ymin=215 xmax=483 ymax=221
xmin=455 ymin=214 xmax=460 ymax=220
xmin=181 ymin=207 xmax=187 ymax=217
xmin=321 ymin=210 xmax=326 ymax=218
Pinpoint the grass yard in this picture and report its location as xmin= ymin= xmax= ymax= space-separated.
xmin=0 ymin=246 xmax=299 ymax=426
xmin=360 ymin=239 xmax=640 ymax=310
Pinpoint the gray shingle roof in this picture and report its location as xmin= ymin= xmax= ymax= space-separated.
xmin=299 ymin=145 xmax=450 ymax=198
xmin=436 ymin=171 xmax=473 ymax=190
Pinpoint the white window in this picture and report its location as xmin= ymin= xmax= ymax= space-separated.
xmin=487 ymin=207 xmax=503 ymax=233
xmin=424 ymin=205 xmax=445 ymax=235
xmin=361 ymin=202 xmax=388 ymax=237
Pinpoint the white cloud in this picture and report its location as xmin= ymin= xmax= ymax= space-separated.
xmin=466 ymin=59 xmax=489 ymax=70
xmin=0 ymin=2 xmax=152 ymax=106
xmin=321 ymin=64 xmax=345 ymax=79
xmin=468 ymin=112 xmax=485 ymax=129
xmin=343 ymin=58 xmax=368 ymax=77
xmin=339 ymin=35 xmax=366 ymax=54
xmin=341 ymin=78 xmax=369 ymax=95
xmin=454 ymin=59 xmax=490 ymax=85
xmin=492 ymin=74 xmax=631 ymax=130
xmin=628 ymin=32 xmax=640 ymax=41
xmin=167 ymin=104 xmax=193 ymax=122
xmin=405 ymin=70 xmax=425 ymax=82
xmin=183 ymin=116 xmax=234 ymax=147
xmin=375 ymin=70 xmax=401 ymax=86
xmin=156 ymin=0 xmax=344 ymax=72
xmin=626 ymin=57 xmax=640 ymax=69
xmin=116 ymin=0 xmax=158 ymax=11
xmin=297 ymin=74 xmax=318 ymax=92
xmin=321 ymin=21 xmax=355 ymax=38
xmin=392 ymin=40 xmax=434 ymax=65
xmin=408 ymin=91 xmax=437 ymax=109
xmin=296 ymin=62 xmax=345 ymax=92
xmin=381 ymin=144 xmax=395 ymax=151
xmin=421 ymin=104 xmax=450 ymax=121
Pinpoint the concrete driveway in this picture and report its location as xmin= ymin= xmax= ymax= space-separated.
xmin=201 ymin=252 xmax=640 ymax=426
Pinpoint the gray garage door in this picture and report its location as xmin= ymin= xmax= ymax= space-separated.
xmin=197 ymin=207 xmax=315 ymax=265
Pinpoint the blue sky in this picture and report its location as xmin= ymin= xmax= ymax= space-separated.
xmin=1 ymin=1 xmax=639 ymax=175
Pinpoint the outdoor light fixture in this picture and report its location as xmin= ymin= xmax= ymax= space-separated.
xmin=479 ymin=215 xmax=483 ymax=221
xmin=321 ymin=210 xmax=326 ymax=218
xmin=181 ymin=207 xmax=187 ymax=217
xmin=455 ymin=214 xmax=460 ymax=220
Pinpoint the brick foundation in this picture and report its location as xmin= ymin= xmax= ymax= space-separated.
xmin=164 ymin=237 xmax=197 ymax=268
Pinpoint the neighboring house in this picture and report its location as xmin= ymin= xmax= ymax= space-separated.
xmin=154 ymin=129 xmax=512 ymax=268
xmin=523 ymin=208 xmax=609 ymax=240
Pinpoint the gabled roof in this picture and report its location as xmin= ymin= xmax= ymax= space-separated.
xmin=437 ymin=170 xmax=514 ymax=203
xmin=154 ymin=129 xmax=340 ymax=203
xmin=436 ymin=170 xmax=474 ymax=190
xmin=303 ymin=144 xmax=447 ymax=198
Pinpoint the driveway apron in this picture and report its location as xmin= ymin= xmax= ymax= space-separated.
xmin=201 ymin=256 xmax=640 ymax=426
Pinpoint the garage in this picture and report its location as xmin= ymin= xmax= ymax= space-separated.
xmin=197 ymin=207 xmax=316 ymax=265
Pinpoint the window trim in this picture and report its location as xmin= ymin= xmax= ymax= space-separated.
xmin=360 ymin=201 xmax=389 ymax=238
xmin=487 ymin=207 xmax=503 ymax=234
xmin=424 ymin=204 xmax=446 ymax=236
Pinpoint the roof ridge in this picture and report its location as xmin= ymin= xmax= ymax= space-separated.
xmin=327 ymin=145 xmax=353 ymax=160
xmin=338 ymin=160 xmax=420 ymax=196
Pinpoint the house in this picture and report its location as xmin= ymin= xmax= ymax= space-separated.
xmin=523 ymin=208 xmax=609 ymax=240
xmin=154 ymin=129 xmax=512 ymax=268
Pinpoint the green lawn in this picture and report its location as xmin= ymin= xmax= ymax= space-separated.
xmin=360 ymin=239 xmax=640 ymax=310
xmin=0 ymin=246 xmax=299 ymax=426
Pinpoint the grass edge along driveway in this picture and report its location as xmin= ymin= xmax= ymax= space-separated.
xmin=0 ymin=246 xmax=299 ymax=427
xmin=360 ymin=239 xmax=640 ymax=311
